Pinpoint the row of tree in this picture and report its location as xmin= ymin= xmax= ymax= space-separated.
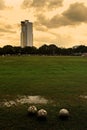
xmin=0 ymin=44 xmax=87 ymax=56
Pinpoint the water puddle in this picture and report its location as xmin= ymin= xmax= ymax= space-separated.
xmin=2 ymin=95 xmax=48 ymax=107
xmin=79 ymin=95 xmax=87 ymax=99
xmin=3 ymin=101 xmax=17 ymax=107
xmin=17 ymin=95 xmax=48 ymax=104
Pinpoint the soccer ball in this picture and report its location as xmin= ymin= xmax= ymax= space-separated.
xmin=59 ymin=108 xmax=70 ymax=119
xmin=28 ymin=105 xmax=37 ymax=115
xmin=37 ymin=109 xmax=47 ymax=119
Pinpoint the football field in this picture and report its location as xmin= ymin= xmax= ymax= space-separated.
xmin=0 ymin=56 xmax=87 ymax=130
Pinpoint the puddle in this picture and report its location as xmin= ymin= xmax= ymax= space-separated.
xmin=3 ymin=101 xmax=16 ymax=107
xmin=79 ymin=95 xmax=87 ymax=99
xmin=17 ymin=96 xmax=48 ymax=104
xmin=2 ymin=95 xmax=48 ymax=107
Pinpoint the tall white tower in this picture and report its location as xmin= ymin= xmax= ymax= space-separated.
xmin=21 ymin=20 xmax=33 ymax=47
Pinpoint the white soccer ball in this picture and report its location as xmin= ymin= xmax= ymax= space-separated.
xmin=37 ymin=109 xmax=47 ymax=118
xmin=59 ymin=108 xmax=70 ymax=119
xmin=28 ymin=105 xmax=37 ymax=114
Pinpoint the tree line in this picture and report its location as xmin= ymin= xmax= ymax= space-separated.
xmin=0 ymin=44 xmax=87 ymax=56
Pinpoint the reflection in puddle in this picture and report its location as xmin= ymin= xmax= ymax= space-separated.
xmin=2 ymin=95 xmax=48 ymax=107
xmin=17 ymin=96 xmax=48 ymax=104
xmin=3 ymin=101 xmax=16 ymax=107
xmin=79 ymin=95 xmax=87 ymax=99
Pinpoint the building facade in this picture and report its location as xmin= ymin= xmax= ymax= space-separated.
xmin=21 ymin=20 xmax=33 ymax=47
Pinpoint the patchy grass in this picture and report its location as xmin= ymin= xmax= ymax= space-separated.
xmin=0 ymin=56 xmax=87 ymax=130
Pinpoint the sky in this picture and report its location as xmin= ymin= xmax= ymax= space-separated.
xmin=0 ymin=0 xmax=87 ymax=48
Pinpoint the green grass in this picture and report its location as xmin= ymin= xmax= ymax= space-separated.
xmin=0 ymin=56 xmax=87 ymax=130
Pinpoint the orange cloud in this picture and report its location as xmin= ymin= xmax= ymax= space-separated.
xmin=0 ymin=0 xmax=6 ymax=10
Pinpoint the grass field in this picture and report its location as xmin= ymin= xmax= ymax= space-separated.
xmin=0 ymin=56 xmax=87 ymax=130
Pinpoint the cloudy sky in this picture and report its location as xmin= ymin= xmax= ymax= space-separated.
xmin=0 ymin=0 xmax=87 ymax=48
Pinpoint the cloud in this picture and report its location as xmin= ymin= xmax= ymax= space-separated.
xmin=0 ymin=0 xmax=6 ymax=10
xmin=34 ymin=13 xmax=70 ymax=29
xmin=48 ymin=0 xmax=63 ymax=9
xmin=34 ymin=14 xmax=49 ymax=28
xmin=0 ymin=28 xmax=16 ymax=33
xmin=21 ymin=0 xmax=32 ymax=9
xmin=21 ymin=0 xmax=63 ymax=10
xmin=32 ymin=0 xmax=46 ymax=8
xmin=21 ymin=0 xmax=64 ymax=30
xmin=34 ymin=23 xmax=48 ymax=31
xmin=32 ymin=0 xmax=63 ymax=9
xmin=63 ymin=2 xmax=87 ymax=22
xmin=45 ymin=15 xmax=71 ymax=28
xmin=0 ymin=22 xmax=19 ymax=47
xmin=51 ymin=2 xmax=87 ymax=27
xmin=0 ymin=23 xmax=16 ymax=33
xmin=35 ymin=2 xmax=87 ymax=29
xmin=0 ymin=0 xmax=13 ymax=10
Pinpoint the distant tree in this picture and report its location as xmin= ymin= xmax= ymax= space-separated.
xmin=0 ymin=47 xmax=3 ymax=55
xmin=30 ymin=46 xmax=37 ymax=54
xmin=22 ymin=46 xmax=37 ymax=54
xmin=66 ymin=48 xmax=73 ymax=55
xmin=1 ymin=44 xmax=87 ymax=56
xmin=48 ymin=44 xmax=58 ymax=55
xmin=22 ymin=47 xmax=31 ymax=54
xmin=38 ymin=44 xmax=49 ymax=55
xmin=13 ymin=46 xmax=22 ymax=55
xmin=72 ymin=45 xmax=87 ymax=55
xmin=60 ymin=48 xmax=67 ymax=55
xmin=2 ymin=45 xmax=14 ymax=55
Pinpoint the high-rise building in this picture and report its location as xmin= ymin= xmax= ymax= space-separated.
xmin=21 ymin=20 xmax=33 ymax=47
